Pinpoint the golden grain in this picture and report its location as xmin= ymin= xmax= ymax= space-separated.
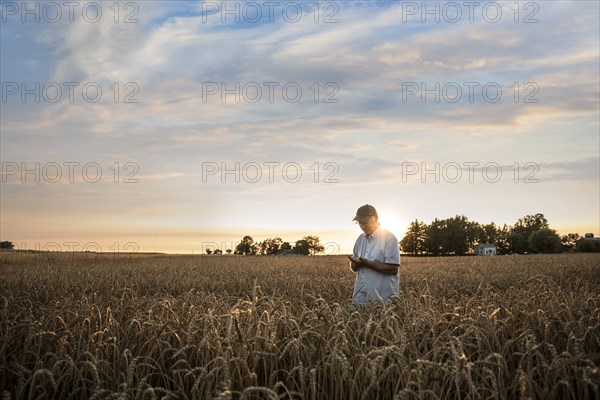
xmin=0 ymin=253 xmax=598 ymax=399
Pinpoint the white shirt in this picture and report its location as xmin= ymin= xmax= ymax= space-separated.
xmin=352 ymin=227 xmax=400 ymax=304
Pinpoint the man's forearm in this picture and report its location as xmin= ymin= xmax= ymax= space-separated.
xmin=362 ymin=259 xmax=399 ymax=275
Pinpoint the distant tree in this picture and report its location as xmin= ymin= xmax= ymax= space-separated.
xmin=510 ymin=214 xmax=549 ymax=253
xmin=303 ymin=235 xmax=324 ymax=255
xmin=474 ymin=221 xmax=507 ymax=254
xmin=478 ymin=222 xmax=499 ymax=244
xmin=395 ymin=213 xmax=562 ymax=256
xmin=293 ymin=239 xmax=310 ymax=255
xmin=213 ymin=249 xmax=223 ymax=255
xmin=257 ymin=238 xmax=283 ymax=255
xmin=495 ymin=224 xmax=511 ymax=255
xmin=233 ymin=236 xmax=321 ymax=256
xmin=257 ymin=240 xmax=268 ymax=255
xmin=235 ymin=236 xmax=258 ymax=255
xmin=576 ymin=238 xmax=600 ymax=252
xmin=441 ymin=217 xmax=458 ymax=254
xmin=280 ymin=242 xmax=292 ymax=254
xmin=443 ymin=215 xmax=479 ymax=255
xmin=425 ymin=218 xmax=445 ymax=256
xmin=226 ymin=249 xmax=232 ymax=254
xmin=206 ymin=249 xmax=213 ymax=255
xmin=400 ymin=219 xmax=427 ymax=255
xmin=466 ymin=219 xmax=481 ymax=254
xmin=0 ymin=241 xmax=14 ymax=249
xmin=528 ymin=228 xmax=561 ymax=253
xmin=262 ymin=237 xmax=283 ymax=255
xmin=561 ymin=233 xmax=580 ymax=251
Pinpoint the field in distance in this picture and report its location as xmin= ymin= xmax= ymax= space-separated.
xmin=1 ymin=253 xmax=598 ymax=399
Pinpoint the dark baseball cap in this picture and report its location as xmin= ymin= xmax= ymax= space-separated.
xmin=352 ymin=204 xmax=378 ymax=222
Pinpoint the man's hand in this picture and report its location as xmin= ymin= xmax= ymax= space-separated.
xmin=347 ymin=255 xmax=364 ymax=265
xmin=347 ymin=255 xmax=398 ymax=275
xmin=347 ymin=255 xmax=363 ymax=272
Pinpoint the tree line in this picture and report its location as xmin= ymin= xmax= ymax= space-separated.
xmin=204 ymin=235 xmax=325 ymax=256
xmin=399 ymin=213 xmax=599 ymax=255
xmin=2 ymin=214 xmax=597 ymax=256
xmin=0 ymin=237 xmax=327 ymax=256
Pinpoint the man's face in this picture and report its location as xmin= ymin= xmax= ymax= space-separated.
xmin=357 ymin=216 xmax=378 ymax=236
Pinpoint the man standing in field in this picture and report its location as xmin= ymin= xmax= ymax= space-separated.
xmin=348 ymin=204 xmax=400 ymax=304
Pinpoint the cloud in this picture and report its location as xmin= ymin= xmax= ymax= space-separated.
xmin=538 ymin=158 xmax=600 ymax=182
xmin=1 ymin=1 xmax=598 ymax=252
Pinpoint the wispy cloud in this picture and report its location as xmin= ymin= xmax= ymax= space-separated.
xmin=1 ymin=0 xmax=598 ymax=251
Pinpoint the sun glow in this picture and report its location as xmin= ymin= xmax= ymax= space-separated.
xmin=377 ymin=208 xmax=407 ymax=239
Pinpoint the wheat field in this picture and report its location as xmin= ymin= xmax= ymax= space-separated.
xmin=0 ymin=252 xmax=598 ymax=399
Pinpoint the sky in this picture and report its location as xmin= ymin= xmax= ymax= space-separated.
xmin=1 ymin=0 xmax=599 ymax=255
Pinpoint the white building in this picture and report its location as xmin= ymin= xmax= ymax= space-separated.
xmin=476 ymin=243 xmax=497 ymax=256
